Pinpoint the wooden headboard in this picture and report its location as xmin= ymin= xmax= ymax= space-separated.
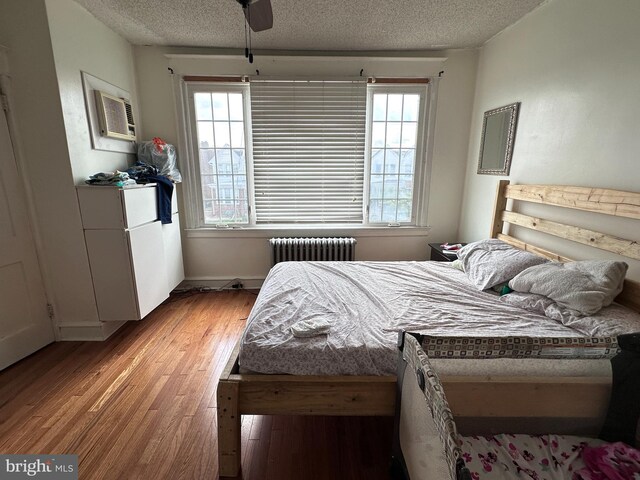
xmin=490 ymin=180 xmax=640 ymax=313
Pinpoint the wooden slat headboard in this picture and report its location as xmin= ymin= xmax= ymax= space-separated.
xmin=491 ymin=180 xmax=640 ymax=313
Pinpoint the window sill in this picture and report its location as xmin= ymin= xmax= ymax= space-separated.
xmin=185 ymin=225 xmax=432 ymax=239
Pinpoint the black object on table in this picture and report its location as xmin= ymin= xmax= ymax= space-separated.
xmin=428 ymin=242 xmax=466 ymax=262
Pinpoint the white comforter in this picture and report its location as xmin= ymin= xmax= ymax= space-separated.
xmin=239 ymin=261 xmax=638 ymax=375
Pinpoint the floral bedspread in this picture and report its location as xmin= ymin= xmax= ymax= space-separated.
xmin=576 ymin=442 xmax=640 ymax=480
xmin=460 ymin=434 xmax=640 ymax=479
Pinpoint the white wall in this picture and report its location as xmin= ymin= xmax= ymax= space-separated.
xmin=134 ymin=47 xmax=478 ymax=285
xmin=428 ymin=49 xmax=478 ymax=242
xmin=45 ymin=0 xmax=139 ymax=183
xmin=0 ymin=0 xmax=101 ymax=335
xmin=41 ymin=0 xmax=141 ymax=337
xmin=0 ymin=0 xmax=142 ymax=339
xmin=458 ymin=0 xmax=640 ymax=280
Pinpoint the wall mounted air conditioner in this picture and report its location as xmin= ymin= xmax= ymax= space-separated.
xmin=94 ymin=90 xmax=136 ymax=141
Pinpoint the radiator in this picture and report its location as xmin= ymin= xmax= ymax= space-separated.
xmin=269 ymin=237 xmax=357 ymax=264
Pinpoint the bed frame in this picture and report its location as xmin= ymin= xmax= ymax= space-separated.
xmin=217 ymin=181 xmax=640 ymax=477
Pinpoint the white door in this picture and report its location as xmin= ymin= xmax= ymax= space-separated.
xmin=0 ymin=103 xmax=54 ymax=370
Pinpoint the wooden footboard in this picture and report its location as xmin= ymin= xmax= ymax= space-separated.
xmin=216 ymin=341 xmax=612 ymax=477
xmin=216 ymin=341 xmax=397 ymax=476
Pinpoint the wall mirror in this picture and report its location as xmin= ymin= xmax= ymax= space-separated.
xmin=477 ymin=102 xmax=520 ymax=175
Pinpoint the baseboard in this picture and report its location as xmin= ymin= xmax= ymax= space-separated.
xmin=56 ymin=320 xmax=127 ymax=341
xmin=178 ymin=276 xmax=265 ymax=291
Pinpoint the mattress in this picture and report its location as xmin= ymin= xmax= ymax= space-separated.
xmin=239 ymin=261 xmax=640 ymax=376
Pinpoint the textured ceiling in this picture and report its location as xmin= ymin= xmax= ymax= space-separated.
xmin=72 ymin=0 xmax=546 ymax=50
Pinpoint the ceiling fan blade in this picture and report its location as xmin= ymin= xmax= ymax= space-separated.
xmin=243 ymin=0 xmax=273 ymax=32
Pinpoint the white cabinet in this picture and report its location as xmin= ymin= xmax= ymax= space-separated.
xmin=163 ymin=213 xmax=185 ymax=291
xmin=77 ymin=184 xmax=184 ymax=321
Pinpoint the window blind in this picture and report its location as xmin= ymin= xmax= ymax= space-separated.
xmin=250 ymin=79 xmax=367 ymax=224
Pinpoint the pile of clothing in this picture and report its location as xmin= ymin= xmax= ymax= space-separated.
xmin=85 ymin=161 xmax=174 ymax=224
xmin=85 ymin=171 xmax=136 ymax=187
xmin=128 ymin=161 xmax=174 ymax=224
xmin=85 ymin=138 xmax=181 ymax=224
xmin=125 ymin=161 xmax=159 ymax=182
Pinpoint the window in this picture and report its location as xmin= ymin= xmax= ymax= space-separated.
xmin=189 ymin=86 xmax=251 ymax=225
xmin=367 ymin=89 xmax=424 ymax=224
xmin=183 ymin=79 xmax=429 ymax=228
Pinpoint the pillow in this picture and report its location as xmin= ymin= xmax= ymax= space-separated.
xmin=457 ymin=239 xmax=549 ymax=290
xmin=508 ymin=260 xmax=628 ymax=316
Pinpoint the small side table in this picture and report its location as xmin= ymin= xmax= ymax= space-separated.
xmin=428 ymin=243 xmax=466 ymax=262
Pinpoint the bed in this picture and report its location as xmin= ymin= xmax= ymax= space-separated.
xmin=217 ymin=181 xmax=640 ymax=477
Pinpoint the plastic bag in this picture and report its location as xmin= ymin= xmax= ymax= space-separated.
xmin=137 ymin=137 xmax=182 ymax=182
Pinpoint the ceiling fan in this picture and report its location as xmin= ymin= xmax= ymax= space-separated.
xmin=236 ymin=0 xmax=273 ymax=63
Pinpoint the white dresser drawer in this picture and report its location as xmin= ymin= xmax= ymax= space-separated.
xmin=77 ymin=184 xmax=158 ymax=229
xmin=122 ymin=187 xmax=158 ymax=228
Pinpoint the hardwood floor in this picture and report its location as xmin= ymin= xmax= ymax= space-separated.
xmin=0 ymin=291 xmax=393 ymax=479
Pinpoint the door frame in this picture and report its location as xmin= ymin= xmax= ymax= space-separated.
xmin=0 ymin=44 xmax=58 ymax=340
